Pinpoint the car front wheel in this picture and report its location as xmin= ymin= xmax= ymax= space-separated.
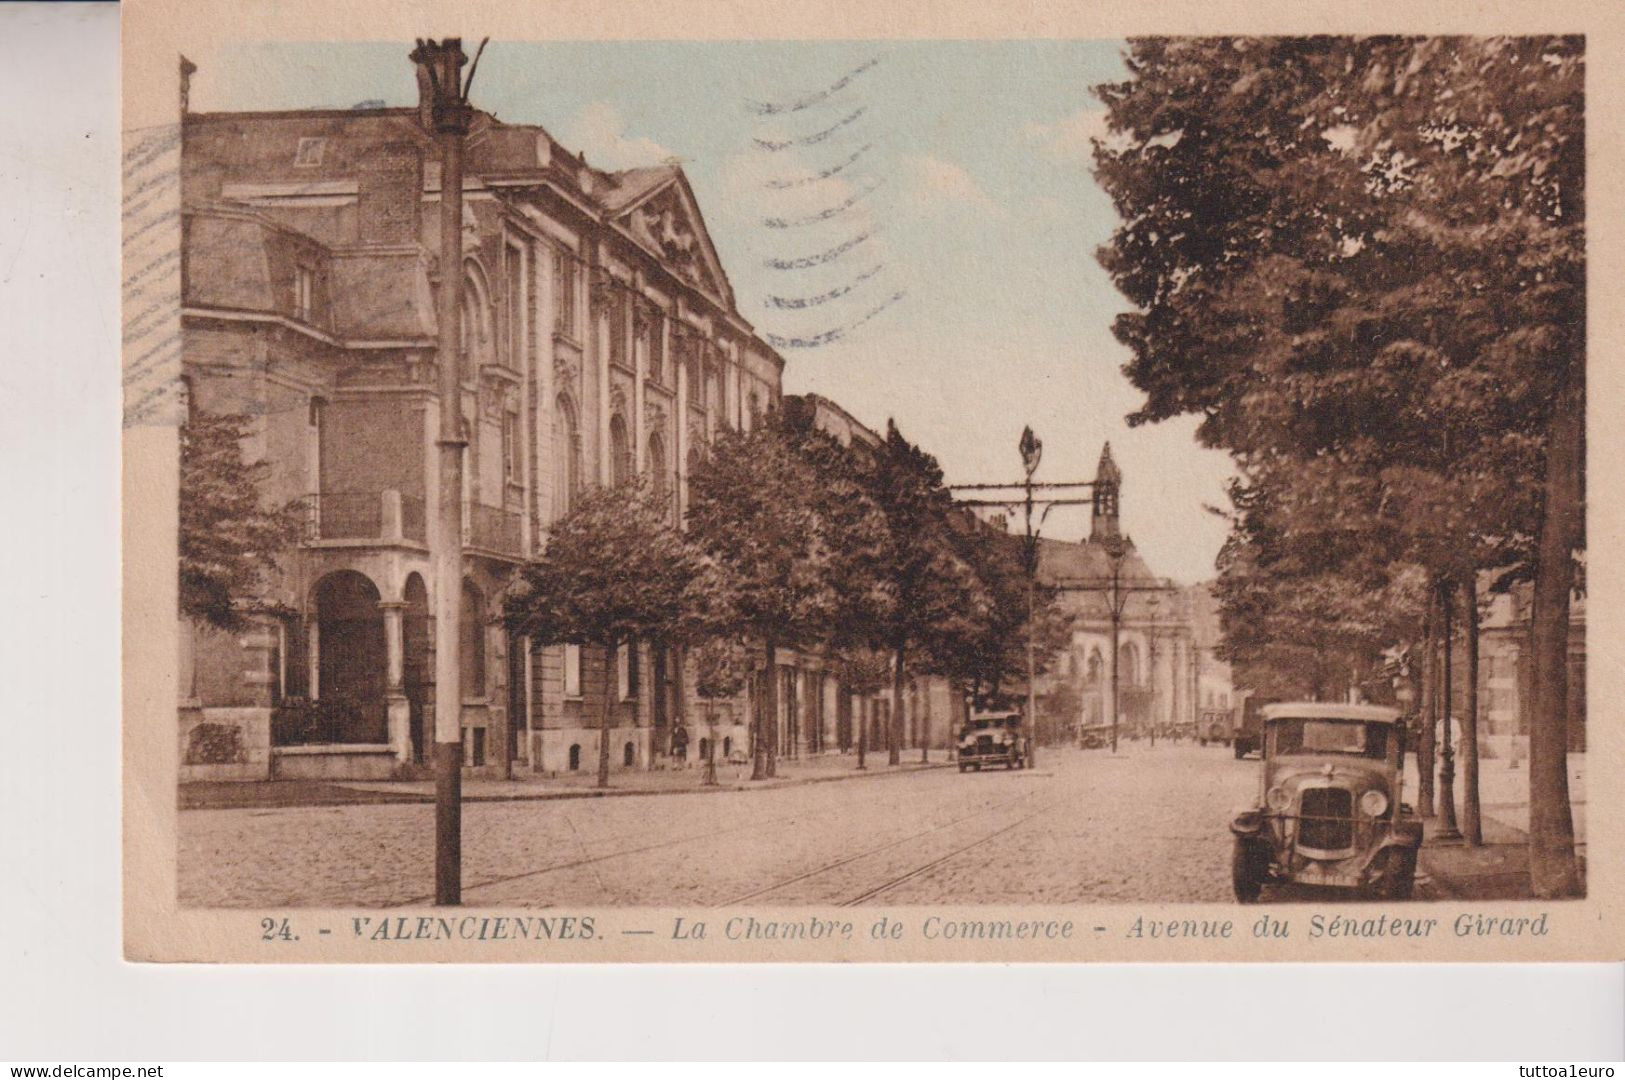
xmin=1232 ymin=840 xmax=1268 ymax=904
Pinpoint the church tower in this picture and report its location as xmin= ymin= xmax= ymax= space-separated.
xmin=1090 ymin=442 xmax=1121 ymax=542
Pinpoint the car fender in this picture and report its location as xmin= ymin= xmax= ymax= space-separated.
xmin=1381 ymin=818 xmax=1423 ymax=850
xmin=1230 ymin=809 xmax=1266 ymax=838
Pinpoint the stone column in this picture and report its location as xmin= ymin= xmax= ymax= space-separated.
xmin=380 ymin=601 xmax=410 ymax=763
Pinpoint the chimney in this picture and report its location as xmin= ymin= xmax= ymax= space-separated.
xmin=357 ymin=142 xmax=424 ymax=245
xmin=179 ymin=55 xmax=197 ymax=114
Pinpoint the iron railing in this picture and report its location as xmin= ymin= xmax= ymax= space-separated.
xmin=271 ymin=698 xmax=389 ymax=746
xmin=299 ymin=491 xmax=427 ymax=543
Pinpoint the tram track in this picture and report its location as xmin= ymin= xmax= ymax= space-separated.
xmin=397 ymin=770 xmax=1013 ymax=906
xmin=716 ymin=789 xmax=1043 ymax=906
xmin=837 ymin=797 xmax=1060 ymax=906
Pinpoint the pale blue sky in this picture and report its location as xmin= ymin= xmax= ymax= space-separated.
xmin=191 ymin=40 xmax=1234 ymax=583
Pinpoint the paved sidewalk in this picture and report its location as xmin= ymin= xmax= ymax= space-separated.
xmin=1414 ymin=753 xmax=1587 ymax=900
xmin=180 ymin=751 xmax=953 ymax=811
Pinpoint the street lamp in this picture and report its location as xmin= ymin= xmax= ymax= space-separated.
xmin=1019 ymin=426 xmax=1042 ymax=770
xmin=1145 ymin=592 xmax=1161 ymax=749
xmin=1104 ymin=532 xmax=1127 ymax=755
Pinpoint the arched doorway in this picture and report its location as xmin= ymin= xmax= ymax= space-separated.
xmin=312 ymin=570 xmax=387 ymax=743
xmin=403 ymin=573 xmax=430 ymax=763
xmin=623 ymin=741 xmax=636 ymax=767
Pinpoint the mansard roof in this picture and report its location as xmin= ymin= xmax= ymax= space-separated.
xmin=182 ymin=105 xmax=740 ymax=316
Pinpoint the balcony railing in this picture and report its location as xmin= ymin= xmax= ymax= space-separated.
xmin=465 ymin=503 xmax=524 ymax=556
xmin=300 ymin=490 xmax=427 ymax=544
xmin=271 ymin=698 xmax=389 ymax=746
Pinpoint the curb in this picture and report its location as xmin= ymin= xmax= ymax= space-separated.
xmin=184 ymin=760 xmax=956 ymax=811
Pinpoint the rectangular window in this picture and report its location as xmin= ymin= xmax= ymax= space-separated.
xmin=650 ymin=312 xmax=666 ymax=384
xmin=617 ymin=641 xmax=639 ymax=701
xmin=563 ymin=643 xmax=582 ymax=698
xmin=503 ymin=410 xmax=519 ymax=483
xmin=505 ymin=243 xmax=524 ymax=372
xmin=553 ymin=249 xmax=577 ymax=338
xmin=609 ymin=289 xmax=628 ymax=369
xmin=294 ymin=265 xmax=314 ymax=321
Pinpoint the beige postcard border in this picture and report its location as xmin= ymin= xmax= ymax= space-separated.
xmin=123 ymin=0 xmax=1625 ymax=964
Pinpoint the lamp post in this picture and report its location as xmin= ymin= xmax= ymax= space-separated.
xmin=1018 ymin=426 xmax=1042 ymax=769
xmin=1145 ymin=593 xmax=1161 ymax=748
xmin=411 ymin=35 xmax=486 ymax=906
xmin=1104 ymin=533 xmax=1127 ymax=755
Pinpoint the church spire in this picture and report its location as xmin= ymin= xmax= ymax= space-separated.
xmin=1091 ymin=442 xmax=1121 ymax=542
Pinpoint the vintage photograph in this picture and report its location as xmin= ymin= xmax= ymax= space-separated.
xmin=123 ymin=21 xmax=1601 ymax=958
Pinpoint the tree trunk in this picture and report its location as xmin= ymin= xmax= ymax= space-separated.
xmin=889 ymin=640 xmax=905 ymax=766
xmin=1461 ymin=576 xmax=1482 ymax=846
xmin=921 ymin=693 xmax=930 ymax=766
xmin=1529 ymin=378 xmax=1582 ymax=898
xmin=856 ymin=693 xmax=868 ymax=769
xmin=753 ymin=638 xmax=777 ymax=781
xmin=597 ymin=642 xmax=614 ymax=790
xmin=1417 ymin=601 xmax=1436 ymax=818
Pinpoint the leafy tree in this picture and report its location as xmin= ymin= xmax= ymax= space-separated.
xmin=179 ymin=410 xmax=303 ymax=632
xmin=1093 ymin=36 xmax=1583 ymax=895
xmin=866 ymin=421 xmax=985 ymax=766
xmin=506 ymin=478 xmax=727 ymax=789
xmin=831 ymin=644 xmax=891 ymax=768
xmin=687 ymin=416 xmax=842 ymax=779
xmin=692 ymin=635 xmax=751 ymax=785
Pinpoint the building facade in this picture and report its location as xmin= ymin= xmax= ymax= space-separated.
xmin=178 ymin=79 xmax=790 ymax=781
xmin=176 ymin=79 xmax=949 ymax=782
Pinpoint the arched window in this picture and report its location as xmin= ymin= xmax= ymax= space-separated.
xmin=609 ymin=414 xmax=631 ymax=487
xmin=460 ymin=265 xmax=493 ymax=382
xmin=461 ymin=579 xmax=486 ymax=698
xmin=553 ymin=395 xmax=580 ymax=518
xmin=648 ymin=432 xmax=668 ymax=513
xmin=623 ymin=741 xmax=636 ymax=767
xmin=1119 ymin=642 xmax=1140 ymax=688
xmin=568 ymin=744 xmax=581 ymax=771
xmin=1086 ymin=648 xmax=1103 ymax=684
xmin=748 ymin=390 xmax=762 ymax=429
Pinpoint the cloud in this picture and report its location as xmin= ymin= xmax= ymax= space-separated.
xmin=560 ymin=101 xmax=676 ymax=171
xmin=1021 ymin=108 xmax=1116 ymax=162
xmin=905 ymin=155 xmax=1000 ymax=215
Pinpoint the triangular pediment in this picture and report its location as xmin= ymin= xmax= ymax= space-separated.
xmin=615 ymin=171 xmax=735 ymax=310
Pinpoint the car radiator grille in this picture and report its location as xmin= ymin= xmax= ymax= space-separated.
xmin=1297 ymin=787 xmax=1355 ymax=850
xmin=976 ymin=736 xmax=995 ymax=754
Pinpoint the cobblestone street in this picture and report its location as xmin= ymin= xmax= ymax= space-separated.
xmin=181 ymin=744 xmax=1272 ymax=907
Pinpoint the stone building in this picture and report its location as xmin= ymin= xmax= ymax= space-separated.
xmin=1034 ymin=445 xmax=1219 ymax=740
xmin=177 ymin=78 xmax=786 ymax=781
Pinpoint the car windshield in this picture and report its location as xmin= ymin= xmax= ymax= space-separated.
xmin=1269 ymin=718 xmax=1389 ymax=759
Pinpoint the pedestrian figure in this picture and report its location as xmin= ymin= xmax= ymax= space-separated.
xmin=671 ymin=724 xmax=689 ymax=764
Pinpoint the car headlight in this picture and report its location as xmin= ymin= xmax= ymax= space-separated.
xmin=1360 ymin=790 xmax=1390 ymax=817
xmin=1265 ymin=786 xmax=1291 ymax=813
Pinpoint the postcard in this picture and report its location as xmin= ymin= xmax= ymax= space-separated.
xmin=123 ymin=0 xmax=1624 ymax=962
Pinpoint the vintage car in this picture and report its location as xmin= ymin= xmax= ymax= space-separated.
xmin=1229 ymin=703 xmax=1422 ymax=902
xmin=1078 ymin=723 xmax=1113 ymax=750
xmin=1197 ymin=709 xmax=1233 ymax=747
xmin=958 ymin=710 xmax=1027 ymax=771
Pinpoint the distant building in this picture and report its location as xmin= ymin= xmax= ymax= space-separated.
xmin=1034 ymin=444 xmax=1225 ymax=740
xmin=1477 ymin=585 xmax=1586 ymax=755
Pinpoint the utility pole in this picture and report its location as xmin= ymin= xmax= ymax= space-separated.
xmin=1104 ymin=534 xmax=1127 ymax=754
xmin=950 ymin=431 xmax=1095 ymax=770
xmin=412 ymin=36 xmax=486 ymax=906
